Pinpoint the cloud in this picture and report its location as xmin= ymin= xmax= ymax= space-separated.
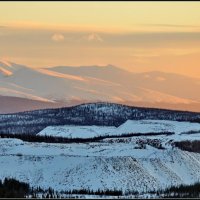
xmin=165 ymin=48 xmax=200 ymax=56
xmin=51 ymin=33 xmax=65 ymax=42
xmin=132 ymin=53 xmax=160 ymax=58
xmin=141 ymin=24 xmax=200 ymax=28
xmin=156 ymin=76 xmax=166 ymax=81
xmin=144 ymin=74 xmax=150 ymax=78
xmin=83 ymin=33 xmax=103 ymax=42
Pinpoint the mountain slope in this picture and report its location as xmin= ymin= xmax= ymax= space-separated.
xmin=49 ymin=65 xmax=200 ymax=103
xmin=1 ymin=60 xmax=200 ymax=112
xmin=0 ymin=95 xmax=67 ymax=114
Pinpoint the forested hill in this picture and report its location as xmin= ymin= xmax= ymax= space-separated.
xmin=1 ymin=102 xmax=200 ymax=135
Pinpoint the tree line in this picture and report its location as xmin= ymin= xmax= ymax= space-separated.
xmin=0 ymin=178 xmax=29 ymax=198
xmin=0 ymin=131 xmax=174 ymax=144
xmin=1 ymin=177 xmax=200 ymax=198
xmin=0 ymin=177 xmax=122 ymax=198
xmin=156 ymin=182 xmax=200 ymax=198
xmin=173 ymin=140 xmax=200 ymax=153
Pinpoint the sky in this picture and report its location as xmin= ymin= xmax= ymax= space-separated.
xmin=1 ymin=2 xmax=200 ymax=77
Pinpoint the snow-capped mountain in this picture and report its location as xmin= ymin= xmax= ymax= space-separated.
xmin=1 ymin=60 xmax=200 ymax=113
xmin=0 ymin=60 xmax=24 ymax=77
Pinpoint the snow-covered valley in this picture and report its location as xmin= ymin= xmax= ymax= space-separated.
xmin=1 ymin=119 xmax=200 ymax=198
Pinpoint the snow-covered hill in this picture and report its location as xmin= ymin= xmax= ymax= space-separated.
xmin=39 ymin=125 xmax=116 ymax=138
xmin=1 ymin=134 xmax=200 ymax=195
xmin=38 ymin=120 xmax=200 ymax=138
xmin=1 ymin=102 xmax=200 ymax=135
xmin=1 ymin=60 xmax=200 ymax=112
xmin=115 ymin=119 xmax=200 ymax=135
xmin=1 ymin=117 xmax=200 ymax=197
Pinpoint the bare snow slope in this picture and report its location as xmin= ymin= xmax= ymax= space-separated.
xmin=1 ymin=137 xmax=200 ymax=193
xmin=38 ymin=120 xmax=200 ymax=138
xmin=39 ymin=125 xmax=116 ymax=138
xmin=116 ymin=120 xmax=200 ymax=135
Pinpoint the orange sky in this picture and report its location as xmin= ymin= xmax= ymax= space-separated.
xmin=1 ymin=2 xmax=200 ymax=77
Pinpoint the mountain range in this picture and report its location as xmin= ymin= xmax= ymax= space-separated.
xmin=1 ymin=60 xmax=200 ymax=113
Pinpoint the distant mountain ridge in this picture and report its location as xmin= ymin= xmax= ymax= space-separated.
xmin=1 ymin=60 xmax=200 ymax=112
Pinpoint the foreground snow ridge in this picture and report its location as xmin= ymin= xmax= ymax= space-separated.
xmin=1 ymin=119 xmax=200 ymax=198
xmin=0 ymin=137 xmax=200 ymax=195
